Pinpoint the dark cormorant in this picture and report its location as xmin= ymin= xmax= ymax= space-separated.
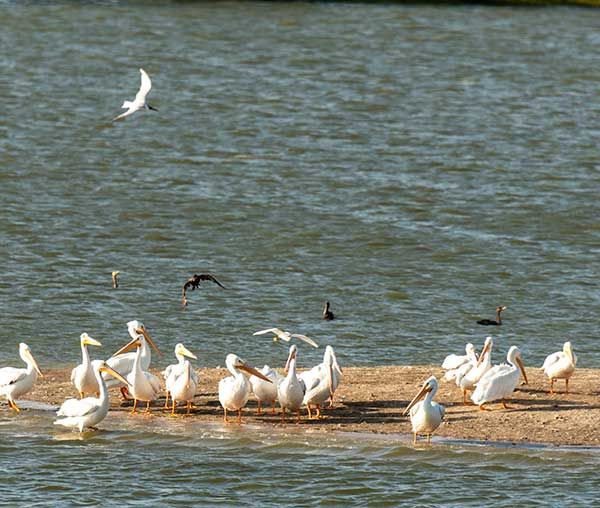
xmin=477 ymin=306 xmax=507 ymax=326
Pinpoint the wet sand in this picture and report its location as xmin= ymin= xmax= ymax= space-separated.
xmin=22 ymin=365 xmax=600 ymax=447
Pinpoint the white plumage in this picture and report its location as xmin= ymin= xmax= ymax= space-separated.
xmin=163 ymin=343 xmax=199 ymax=409
xmin=113 ymin=68 xmax=157 ymax=121
xmin=277 ymin=345 xmax=306 ymax=423
xmin=70 ymin=333 xmax=102 ymax=398
xmin=541 ymin=341 xmax=577 ymax=394
xmin=218 ymin=354 xmax=272 ymax=423
xmin=456 ymin=336 xmax=493 ymax=403
xmin=298 ymin=345 xmax=342 ymax=408
xmin=0 ymin=343 xmax=43 ymax=411
xmin=471 ymin=346 xmax=528 ymax=409
xmin=55 ymin=360 xmax=129 ymax=432
xmin=403 ymin=376 xmax=445 ymax=444
xmin=249 ymin=365 xmax=282 ymax=415
xmin=253 ymin=327 xmax=319 ymax=348
xmin=168 ymin=359 xmax=197 ymax=415
xmin=442 ymin=343 xmax=478 ymax=371
xmin=127 ymin=340 xmax=161 ymax=414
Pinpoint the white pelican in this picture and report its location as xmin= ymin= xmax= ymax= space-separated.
xmin=0 ymin=343 xmax=43 ymax=412
xmin=298 ymin=345 xmax=342 ymax=408
xmin=55 ymin=360 xmax=130 ymax=432
xmin=163 ymin=343 xmax=199 ymax=409
xmin=168 ymin=355 xmax=198 ymax=416
xmin=442 ymin=343 xmax=477 ymax=371
xmin=403 ymin=376 xmax=445 ymax=444
xmin=71 ymin=333 xmax=103 ymax=398
xmin=471 ymin=345 xmax=528 ymax=410
xmin=253 ymin=328 xmax=319 ymax=348
xmin=456 ymin=336 xmax=493 ymax=404
xmin=277 ymin=345 xmax=305 ymax=423
xmin=249 ymin=365 xmax=282 ymax=415
xmin=126 ymin=340 xmax=162 ymax=414
xmin=218 ymin=354 xmax=272 ymax=424
xmin=302 ymin=347 xmax=335 ymax=420
xmin=113 ymin=68 xmax=157 ymax=121
xmin=541 ymin=341 xmax=577 ymax=394
xmin=106 ymin=320 xmax=161 ymax=396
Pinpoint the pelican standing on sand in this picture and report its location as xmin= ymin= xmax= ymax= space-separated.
xmin=163 ymin=343 xmax=199 ymax=409
xmin=249 ymin=365 xmax=282 ymax=415
xmin=71 ymin=333 xmax=103 ymax=398
xmin=403 ymin=376 xmax=445 ymax=445
xmin=471 ymin=345 xmax=528 ymax=410
xmin=106 ymin=320 xmax=161 ymax=397
xmin=0 ymin=343 xmax=43 ymax=412
xmin=113 ymin=68 xmax=158 ymax=121
xmin=126 ymin=340 xmax=162 ymax=414
xmin=541 ymin=341 xmax=577 ymax=394
xmin=299 ymin=345 xmax=342 ymax=407
xmin=456 ymin=337 xmax=493 ymax=404
xmin=277 ymin=345 xmax=305 ymax=423
xmin=302 ymin=349 xmax=335 ymax=420
xmin=55 ymin=360 xmax=130 ymax=432
xmin=218 ymin=354 xmax=272 ymax=423
xmin=167 ymin=350 xmax=198 ymax=416
xmin=253 ymin=328 xmax=319 ymax=348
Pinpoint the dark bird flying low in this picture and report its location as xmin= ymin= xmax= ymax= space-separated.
xmin=182 ymin=273 xmax=226 ymax=307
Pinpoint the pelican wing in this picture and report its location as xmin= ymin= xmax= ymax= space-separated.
xmin=291 ymin=334 xmax=319 ymax=348
xmin=56 ymin=397 xmax=100 ymax=418
xmin=541 ymin=352 xmax=562 ymax=371
xmin=442 ymin=354 xmax=468 ymax=371
xmin=253 ymin=328 xmax=284 ymax=337
xmin=0 ymin=367 xmax=27 ymax=387
xmin=136 ymin=68 xmax=152 ymax=102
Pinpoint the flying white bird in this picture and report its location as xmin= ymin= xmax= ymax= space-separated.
xmin=113 ymin=68 xmax=158 ymax=121
xmin=253 ymin=328 xmax=319 ymax=348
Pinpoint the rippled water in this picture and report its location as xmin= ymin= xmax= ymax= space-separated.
xmin=1 ymin=1 xmax=599 ymax=505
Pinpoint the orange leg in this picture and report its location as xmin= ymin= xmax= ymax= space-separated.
xmin=186 ymin=401 xmax=192 ymax=415
xmin=79 ymin=391 xmax=84 ymax=399
xmin=145 ymin=400 xmax=151 ymax=413
xmin=296 ymin=410 xmax=301 ymax=424
xmin=164 ymin=391 xmax=170 ymax=409
xmin=171 ymin=399 xmax=177 ymax=416
xmin=479 ymin=404 xmax=490 ymax=411
xmin=257 ymin=400 xmax=262 ymax=415
xmin=463 ymin=390 xmax=467 ymax=404
xmin=130 ymin=399 xmax=138 ymax=414
xmin=281 ymin=407 xmax=286 ymax=423
xmin=223 ymin=408 xmax=229 ymax=423
xmin=237 ymin=409 xmax=242 ymax=424
xmin=306 ymin=404 xmax=313 ymax=419
xmin=549 ymin=379 xmax=555 ymax=395
xmin=413 ymin=433 xmax=417 ymax=445
xmin=565 ymin=378 xmax=569 ymax=394
xmin=271 ymin=400 xmax=276 ymax=414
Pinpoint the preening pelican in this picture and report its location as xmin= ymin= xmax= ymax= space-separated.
xmin=456 ymin=337 xmax=493 ymax=404
xmin=302 ymin=347 xmax=335 ymax=420
xmin=253 ymin=328 xmax=319 ymax=349
xmin=541 ymin=341 xmax=577 ymax=394
xmin=442 ymin=343 xmax=478 ymax=371
xmin=218 ymin=354 xmax=272 ymax=424
xmin=403 ymin=376 xmax=445 ymax=444
xmin=106 ymin=320 xmax=161 ymax=396
xmin=163 ymin=343 xmax=199 ymax=409
xmin=0 ymin=343 xmax=43 ymax=412
xmin=167 ymin=352 xmax=198 ymax=416
xmin=471 ymin=345 xmax=528 ymax=410
xmin=277 ymin=345 xmax=305 ymax=423
xmin=113 ymin=68 xmax=158 ymax=121
xmin=126 ymin=340 xmax=162 ymax=414
xmin=55 ymin=361 xmax=129 ymax=432
xmin=249 ymin=365 xmax=282 ymax=415
xmin=298 ymin=345 xmax=342 ymax=408
xmin=71 ymin=333 xmax=102 ymax=398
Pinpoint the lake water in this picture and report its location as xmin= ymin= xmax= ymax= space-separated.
xmin=1 ymin=1 xmax=599 ymax=506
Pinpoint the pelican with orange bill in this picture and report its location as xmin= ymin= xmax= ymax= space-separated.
xmin=403 ymin=376 xmax=445 ymax=445
xmin=218 ymin=354 xmax=273 ymax=424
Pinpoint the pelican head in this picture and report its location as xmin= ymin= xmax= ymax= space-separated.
xmin=120 ymin=321 xmax=162 ymax=357
xmin=175 ymin=343 xmax=197 ymax=361
xmin=226 ymin=353 xmax=272 ymax=383
xmin=508 ymin=345 xmax=528 ymax=385
xmin=19 ymin=343 xmax=43 ymax=377
xmin=476 ymin=336 xmax=494 ymax=366
xmin=80 ymin=333 xmax=102 ymax=348
xmin=403 ymin=376 xmax=438 ymax=416
xmin=284 ymin=344 xmax=298 ymax=373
